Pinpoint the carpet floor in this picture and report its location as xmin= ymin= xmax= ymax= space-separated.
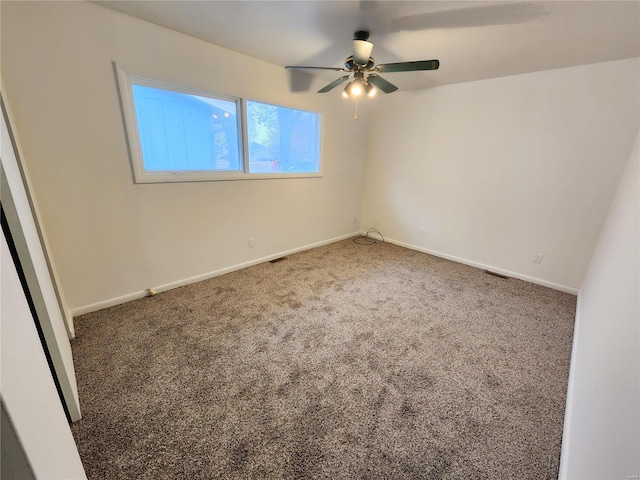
xmin=70 ymin=238 xmax=576 ymax=479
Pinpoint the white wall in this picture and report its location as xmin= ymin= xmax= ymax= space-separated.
xmin=1 ymin=230 xmax=86 ymax=479
xmin=0 ymin=1 xmax=369 ymax=313
xmin=559 ymin=129 xmax=639 ymax=479
xmin=362 ymin=58 xmax=639 ymax=291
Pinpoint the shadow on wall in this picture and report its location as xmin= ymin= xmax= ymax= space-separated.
xmin=287 ymin=70 xmax=314 ymax=92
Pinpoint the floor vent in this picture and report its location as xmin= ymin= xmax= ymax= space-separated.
xmin=484 ymin=270 xmax=509 ymax=279
xmin=269 ymin=257 xmax=287 ymax=264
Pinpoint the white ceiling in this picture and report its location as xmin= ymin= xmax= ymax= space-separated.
xmin=95 ymin=1 xmax=640 ymax=91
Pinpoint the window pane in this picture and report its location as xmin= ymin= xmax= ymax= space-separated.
xmin=131 ymin=84 xmax=240 ymax=172
xmin=246 ymin=101 xmax=320 ymax=174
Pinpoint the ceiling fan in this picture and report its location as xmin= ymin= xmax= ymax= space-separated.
xmin=285 ymin=30 xmax=439 ymax=97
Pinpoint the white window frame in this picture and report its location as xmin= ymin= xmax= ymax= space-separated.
xmin=115 ymin=64 xmax=323 ymax=183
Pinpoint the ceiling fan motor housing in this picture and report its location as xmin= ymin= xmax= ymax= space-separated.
xmin=345 ymin=56 xmax=375 ymax=71
xmin=352 ymin=30 xmax=374 ymax=66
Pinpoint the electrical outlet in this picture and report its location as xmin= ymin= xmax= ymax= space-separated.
xmin=533 ymin=253 xmax=543 ymax=264
xmin=248 ymin=238 xmax=255 ymax=248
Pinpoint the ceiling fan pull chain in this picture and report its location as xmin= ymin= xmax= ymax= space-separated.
xmin=355 ymin=96 xmax=359 ymax=121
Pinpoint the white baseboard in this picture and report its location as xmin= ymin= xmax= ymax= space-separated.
xmin=363 ymin=232 xmax=579 ymax=295
xmin=70 ymin=232 xmax=360 ymax=317
xmin=72 ymin=231 xmax=578 ymax=317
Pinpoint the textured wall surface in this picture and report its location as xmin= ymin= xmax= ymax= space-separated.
xmin=361 ymin=58 xmax=639 ymax=290
xmin=560 ymin=129 xmax=639 ymax=479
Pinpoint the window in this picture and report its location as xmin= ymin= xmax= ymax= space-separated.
xmin=246 ymin=101 xmax=320 ymax=175
xmin=116 ymin=65 xmax=321 ymax=183
xmin=132 ymin=85 xmax=241 ymax=173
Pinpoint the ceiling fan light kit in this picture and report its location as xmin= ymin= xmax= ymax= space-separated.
xmin=364 ymin=83 xmax=377 ymax=97
xmin=285 ymin=30 xmax=440 ymax=102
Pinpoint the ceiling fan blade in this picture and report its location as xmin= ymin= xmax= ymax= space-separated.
xmin=376 ymin=60 xmax=440 ymax=73
xmin=285 ymin=66 xmax=347 ymax=72
xmin=353 ymin=39 xmax=374 ymax=66
xmin=317 ymin=75 xmax=350 ymax=93
xmin=367 ymin=74 xmax=398 ymax=94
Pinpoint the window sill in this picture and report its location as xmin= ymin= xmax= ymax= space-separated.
xmin=133 ymin=171 xmax=324 ymax=184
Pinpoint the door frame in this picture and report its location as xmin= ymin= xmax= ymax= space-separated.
xmin=1 ymin=86 xmax=81 ymax=421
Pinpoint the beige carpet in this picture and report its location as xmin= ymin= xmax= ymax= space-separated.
xmin=71 ymin=238 xmax=576 ymax=479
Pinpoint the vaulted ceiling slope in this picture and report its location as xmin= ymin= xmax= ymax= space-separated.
xmin=94 ymin=1 xmax=639 ymax=91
